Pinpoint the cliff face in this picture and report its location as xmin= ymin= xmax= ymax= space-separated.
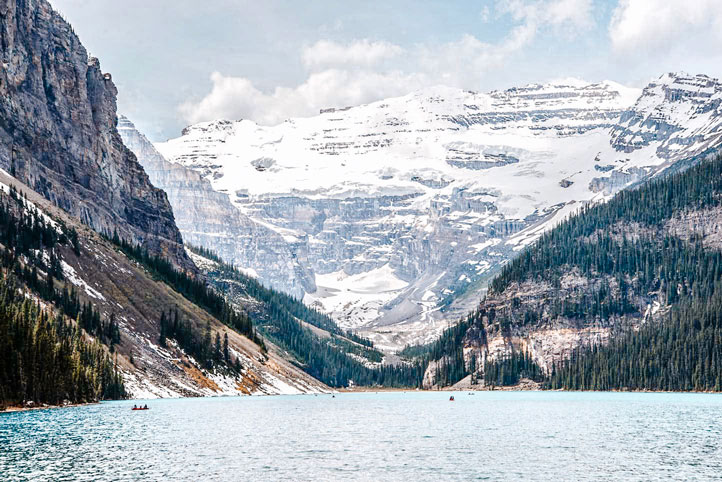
xmin=0 ymin=0 xmax=193 ymax=272
xmin=117 ymin=116 xmax=314 ymax=296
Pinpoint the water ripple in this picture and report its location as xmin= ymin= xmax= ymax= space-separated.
xmin=1 ymin=392 xmax=721 ymax=480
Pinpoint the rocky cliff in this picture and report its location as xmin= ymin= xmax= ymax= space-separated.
xmin=155 ymin=74 xmax=722 ymax=350
xmin=117 ymin=116 xmax=315 ymax=296
xmin=0 ymin=0 xmax=193 ymax=272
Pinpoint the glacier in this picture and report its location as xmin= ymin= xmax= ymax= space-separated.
xmin=122 ymin=73 xmax=722 ymax=351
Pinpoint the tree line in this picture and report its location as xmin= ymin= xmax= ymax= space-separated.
xmin=159 ymin=309 xmax=242 ymax=373
xmin=111 ymin=233 xmax=265 ymax=350
xmin=0 ymin=276 xmax=125 ymax=407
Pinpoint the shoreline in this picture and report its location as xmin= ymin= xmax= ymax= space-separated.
xmin=340 ymin=385 xmax=722 ymax=394
xmin=4 ymin=387 xmax=720 ymax=412
xmin=1 ymin=401 xmax=97 ymax=414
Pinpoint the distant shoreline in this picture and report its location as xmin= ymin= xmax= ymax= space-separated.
xmin=4 ymin=387 xmax=719 ymax=413
xmin=340 ymin=385 xmax=722 ymax=394
xmin=1 ymin=402 xmax=97 ymax=414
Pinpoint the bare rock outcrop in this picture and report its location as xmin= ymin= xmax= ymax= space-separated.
xmin=0 ymin=0 xmax=194 ymax=273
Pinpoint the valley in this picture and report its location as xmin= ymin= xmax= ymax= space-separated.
xmin=4 ymin=0 xmax=722 ymax=480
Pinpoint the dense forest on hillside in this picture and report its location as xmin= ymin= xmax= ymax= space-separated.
xmin=0 ymin=277 xmax=125 ymax=407
xmin=423 ymin=153 xmax=722 ymax=391
xmin=0 ymin=187 xmax=125 ymax=407
xmin=549 ymin=285 xmax=722 ymax=391
xmin=189 ymin=247 xmax=424 ymax=388
xmin=112 ymin=234 xmax=265 ymax=350
xmin=489 ymin=152 xmax=722 ymax=297
xmin=159 ymin=309 xmax=242 ymax=374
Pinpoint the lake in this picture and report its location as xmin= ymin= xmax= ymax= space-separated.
xmin=1 ymin=391 xmax=721 ymax=480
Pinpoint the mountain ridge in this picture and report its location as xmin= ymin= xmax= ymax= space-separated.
xmin=150 ymin=72 xmax=722 ymax=350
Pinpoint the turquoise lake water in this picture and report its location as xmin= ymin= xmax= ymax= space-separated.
xmin=1 ymin=391 xmax=721 ymax=480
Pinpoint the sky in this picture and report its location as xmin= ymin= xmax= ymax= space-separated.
xmin=51 ymin=0 xmax=722 ymax=141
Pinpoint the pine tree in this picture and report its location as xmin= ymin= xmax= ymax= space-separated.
xmin=214 ymin=332 xmax=222 ymax=363
xmin=159 ymin=311 xmax=167 ymax=347
xmin=223 ymin=332 xmax=229 ymax=362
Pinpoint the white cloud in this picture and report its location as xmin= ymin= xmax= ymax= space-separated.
xmin=302 ymin=39 xmax=404 ymax=70
xmin=180 ymin=0 xmax=595 ymax=127
xmin=480 ymin=6 xmax=491 ymax=23
xmin=499 ymin=0 xmax=593 ymax=33
xmin=417 ymin=34 xmax=510 ymax=87
xmin=179 ymin=70 xmax=426 ymax=126
xmin=609 ymin=0 xmax=722 ymax=54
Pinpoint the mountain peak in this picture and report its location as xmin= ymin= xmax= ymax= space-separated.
xmin=0 ymin=0 xmax=194 ymax=274
xmin=654 ymin=72 xmax=719 ymax=89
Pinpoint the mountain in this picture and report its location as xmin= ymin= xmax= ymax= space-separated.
xmin=0 ymin=170 xmax=328 ymax=401
xmin=153 ymin=74 xmax=722 ymax=350
xmin=117 ymin=116 xmax=314 ymax=291
xmin=118 ymin=117 xmax=425 ymax=387
xmin=0 ymin=0 xmax=337 ymax=404
xmin=187 ymin=247 xmax=423 ymax=387
xmin=0 ymin=0 xmax=192 ymax=273
xmin=422 ymin=151 xmax=722 ymax=391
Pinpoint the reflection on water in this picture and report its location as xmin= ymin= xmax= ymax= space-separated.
xmin=2 ymin=391 xmax=722 ymax=480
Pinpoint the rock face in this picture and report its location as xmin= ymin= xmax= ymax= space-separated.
xmin=0 ymin=0 xmax=193 ymax=272
xmin=118 ymin=116 xmax=314 ymax=296
xmin=611 ymin=73 xmax=722 ymax=158
xmin=423 ymin=270 xmax=637 ymax=389
xmin=155 ymin=75 xmax=722 ymax=350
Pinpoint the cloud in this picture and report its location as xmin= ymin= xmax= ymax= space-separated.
xmin=609 ymin=0 xmax=722 ymax=54
xmin=302 ymin=40 xmax=404 ymax=70
xmin=417 ymin=34 xmax=511 ymax=87
xmin=180 ymin=0 xmax=595 ymax=127
xmin=179 ymin=70 xmax=426 ymax=126
xmin=499 ymin=0 xmax=594 ymax=34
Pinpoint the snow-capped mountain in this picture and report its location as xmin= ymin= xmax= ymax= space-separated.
xmin=118 ymin=116 xmax=316 ymax=295
xmin=151 ymin=73 xmax=722 ymax=351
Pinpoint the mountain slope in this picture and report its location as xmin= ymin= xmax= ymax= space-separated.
xmin=0 ymin=183 xmax=125 ymax=408
xmin=188 ymin=247 xmax=423 ymax=388
xmin=0 ymin=0 xmax=335 ymax=401
xmin=0 ymin=168 xmax=328 ymax=399
xmin=0 ymin=0 xmax=193 ymax=273
xmin=118 ymin=119 xmax=422 ymax=387
xmin=422 ymin=151 xmax=722 ymax=391
xmin=155 ymin=74 xmax=722 ymax=349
